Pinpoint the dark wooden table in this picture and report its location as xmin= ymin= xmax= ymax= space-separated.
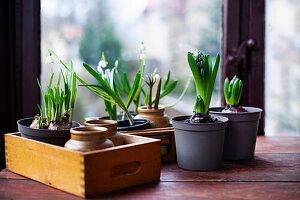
xmin=1 ymin=136 xmax=300 ymax=199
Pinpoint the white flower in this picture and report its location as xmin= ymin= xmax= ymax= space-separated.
xmin=115 ymin=60 xmax=119 ymax=67
xmin=140 ymin=43 xmax=146 ymax=52
xmin=45 ymin=55 xmax=55 ymax=64
xmin=140 ymin=53 xmax=146 ymax=61
xmin=102 ymin=73 xmax=107 ymax=80
xmin=97 ymin=65 xmax=103 ymax=74
xmin=154 ymin=74 xmax=160 ymax=81
xmin=98 ymin=60 xmax=107 ymax=68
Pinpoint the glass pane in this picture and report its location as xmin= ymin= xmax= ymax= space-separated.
xmin=265 ymin=0 xmax=300 ymax=135
xmin=41 ymin=0 xmax=222 ymax=123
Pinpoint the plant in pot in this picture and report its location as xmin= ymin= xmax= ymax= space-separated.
xmin=135 ymin=72 xmax=170 ymax=128
xmin=172 ymin=51 xmax=228 ymax=171
xmin=209 ymin=76 xmax=262 ymax=160
xmin=80 ymin=55 xmax=149 ymax=131
xmin=96 ymin=49 xmax=144 ymax=121
xmin=49 ymin=49 xmax=149 ymax=131
xmin=133 ymin=70 xmax=188 ymax=128
xmin=17 ymin=53 xmax=80 ymax=146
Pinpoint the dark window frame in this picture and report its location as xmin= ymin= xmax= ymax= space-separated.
xmin=0 ymin=0 xmax=41 ymax=170
xmin=222 ymin=0 xmax=265 ymax=135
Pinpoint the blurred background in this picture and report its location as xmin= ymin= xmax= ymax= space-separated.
xmin=41 ymin=0 xmax=300 ymax=136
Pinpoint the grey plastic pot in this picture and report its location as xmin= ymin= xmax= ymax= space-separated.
xmin=172 ymin=115 xmax=228 ymax=171
xmin=209 ymin=107 xmax=262 ymax=161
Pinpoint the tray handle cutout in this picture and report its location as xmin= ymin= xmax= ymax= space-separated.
xmin=110 ymin=161 xmax=141 ymax=178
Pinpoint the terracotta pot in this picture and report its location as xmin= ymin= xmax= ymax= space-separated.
xmin=134 ymin=106 xmax=171 ymax=128
xmin=172 ymin=115 xmax=228 ymax=171
xmin=64 ymin=126 xmax=114 ymax=152
xmin=209 ymin=106 xmax=262 ymax=160
xmin=17 ymin=118 xmax=80 ymax=146
xmin=84 ymin=119 xmax=124 ymax=146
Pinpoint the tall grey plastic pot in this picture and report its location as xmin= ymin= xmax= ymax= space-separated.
xmin=209 ymin=107 xmax=262 ymax=161
xmin=172 ymin=115 xmax=228 ymax=171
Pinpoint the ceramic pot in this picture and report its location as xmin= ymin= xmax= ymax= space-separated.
xmin=172 ymin=115 xmax=228 ymax=171
xmin=84 ymin=119 xmax=124 ymax=146
xmin=64 ymin=126 xmax=114 ymax=152
xmin=209 ymin=106 xmax=262 ymax=160
xmin=134 ymin=106 xmax=171 ymax=128
xmin=17 ymin=118 xmax=80 ymax=146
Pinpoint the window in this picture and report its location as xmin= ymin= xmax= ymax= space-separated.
xmin=41 ymin=0 xmax=222 ymax=123
xmin=265 ymin=0 xmax=300 ymax=135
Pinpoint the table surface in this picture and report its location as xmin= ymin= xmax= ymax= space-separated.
xmin=1 ymin=136 xmax=300 ymax=200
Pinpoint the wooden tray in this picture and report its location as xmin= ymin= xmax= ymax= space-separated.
xmin=121 ymin=127 xmax=176 ymax=162
xmin=5 ymin=133 xmax=161 ymax=198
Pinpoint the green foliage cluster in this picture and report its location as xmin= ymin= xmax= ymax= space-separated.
xmin=224 ymin=76 xmax=243 ymax=106
xmin=187 ymin=51 xmax=220 ymax=115
xmin=37 ymin=53 xmax=77 ymax=128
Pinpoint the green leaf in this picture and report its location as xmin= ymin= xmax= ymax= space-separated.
xmin=224 ymin=78 xmax=230 ymax=104
xmin=162 ymin=71 xmax=171 ymax=90
xmin=82 ymin=63 xmax=109 ymax=88
xmin=187 ymin=52 xmax=205 ymax=100
xmin=123 ymin=73 xmax=131 ymax=94
xmin=204 ymin=54 xmax=220 ymax=113
xmin=235 ymin=79 xmax=243 ymax=105
xmin=126 ymin=72 xmax=141 ymax=108
xmin=162 ymin=75 xmax=192 ymax=108
xmin=229 ymin=78 xmax=239 ymax=105
xmin=160 ymin=81 xmax=178 ymax=99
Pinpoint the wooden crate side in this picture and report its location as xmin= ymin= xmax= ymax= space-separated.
xmin=5 ymin=133 xmax=86 ymax=197
xmin=121 ymin=128 xmax=177 ymax=162
xmin=83 ymin=135 xmax=161 ymax=197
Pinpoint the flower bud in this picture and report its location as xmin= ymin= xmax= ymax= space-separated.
xmin=46 ymin=55 xmax=55 ymax=64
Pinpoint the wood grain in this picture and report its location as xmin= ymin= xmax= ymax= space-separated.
xmin=160 ymin=154 xmax=300 ymax=182
xmin=1 ymin=180 xmax=299 ymax=200
xmin=1 ymin=136 xmax=299 ymax=199
xmin=4 ymin=133 xmax=161 ymax=198
xmin=255 ymin=136 xmax=300 ymax=153
xmin=121 ymin=127 xmax=176 ymax=162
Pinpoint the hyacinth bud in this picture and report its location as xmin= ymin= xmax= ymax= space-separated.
xmin=195 ymin=52 xmax=205 ymax=78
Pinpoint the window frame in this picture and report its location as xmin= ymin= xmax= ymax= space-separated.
xmin=222 ymin=0 xmax=265 ymax=135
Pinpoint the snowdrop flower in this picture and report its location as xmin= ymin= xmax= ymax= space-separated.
xmin=102 ymin=73 xmax=107 ymax=80
xmin=45 ymin=54 xmax=55 ymax=64
xmin=98 ymin=59 xmax=107 ymax=68
xmin=97 ymin=65 xmax=103 ymax=74
xmin=140 ymin=53 xmax=146 ymax=61
xmin=115 ymin=60 xmax=119 ymax=68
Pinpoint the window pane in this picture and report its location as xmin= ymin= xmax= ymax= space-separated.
xmin=265 ymin=0 xmax=300 ymax=135
xmin=41 ymin=0 xmax=222 ymax=123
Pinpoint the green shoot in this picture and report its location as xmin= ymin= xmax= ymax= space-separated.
xmin=36 ymin=51 xmax=77 ymax=129
xmin=224 ymin=75 xmax=243 ymax=106
xmin=187 ymin=51 xmax=220 ymax=115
